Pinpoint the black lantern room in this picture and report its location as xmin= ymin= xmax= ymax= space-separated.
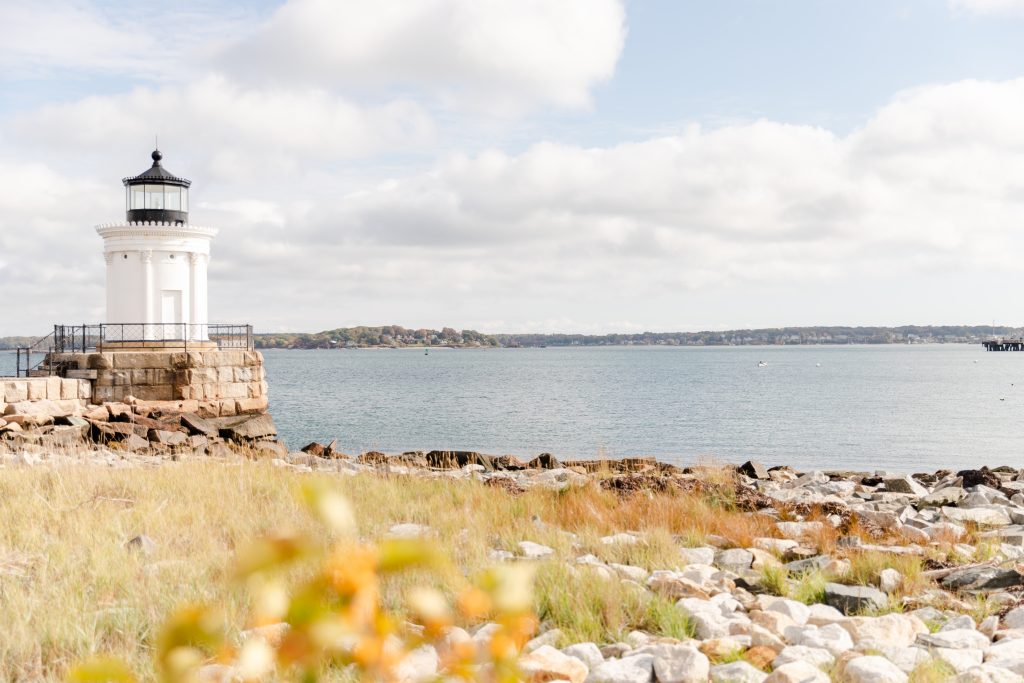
xmin=123 ymin=149 xmax=191 ymax=224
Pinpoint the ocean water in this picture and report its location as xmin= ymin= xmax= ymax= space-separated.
xmin=3 ymin=344 xmax=1023 ymax=471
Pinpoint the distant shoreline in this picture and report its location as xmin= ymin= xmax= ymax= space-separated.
xmin=2 ymin=323 xmax=1013 ymax=351
xmin=0 ymin=340 xmax=988 ymax=352
xmin=257 ymin=341 xmax=979 ymax=350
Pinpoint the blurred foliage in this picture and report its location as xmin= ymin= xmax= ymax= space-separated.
xmin=68 ymin=483 xmax=536 ymax=683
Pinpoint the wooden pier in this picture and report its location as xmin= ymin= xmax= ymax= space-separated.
xmin=983 ymin=338 xmax=1024 ymax=351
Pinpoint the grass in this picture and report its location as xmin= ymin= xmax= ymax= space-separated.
xmin=0 ymin=461 xmax=729 ymax=680
xmin=908 ymin=658 xmax=956 ymax=683
xmin=789 ymin=569 xmax=830 ymax=605
xmin=0 ymin=459 xmax=992 ymax=680
xmin=759 ymin=564 xmax=789 ymax=596
xmin=535 ymin=563 xmax=694 ymax=644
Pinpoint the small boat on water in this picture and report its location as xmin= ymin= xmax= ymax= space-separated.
xmin=757 ymin=361 xmax=768 ymax=367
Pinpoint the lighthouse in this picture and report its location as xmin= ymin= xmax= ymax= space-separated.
xmin=12 ymin=148 xmax=268 ymax=427
xmin=96 ymin=149 xmax=217 ymax=343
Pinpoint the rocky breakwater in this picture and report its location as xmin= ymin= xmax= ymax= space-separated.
xmin=277 ymin=448 xmax=1024 ymax=681
xmin=0 ymin=392 xmax=285 ymax=458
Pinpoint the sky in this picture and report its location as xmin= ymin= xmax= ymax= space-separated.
xmin=2 ymin=0 xmax=1024 ymax=335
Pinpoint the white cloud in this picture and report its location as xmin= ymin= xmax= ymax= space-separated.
xmin=217 ymin=0 xmax=627 ymax=114
xmin=949 ymin=0 xmax=1024 ymax=15
xmin=0 ymin=1 xmax=256 ymax=82
xmin=6 ymin=73 xmax=1024 ymax=333
xmin=6 ymin=76 xmax=436 ymax=182
xmin=230 ymin=77 xmax=1024 ymax=326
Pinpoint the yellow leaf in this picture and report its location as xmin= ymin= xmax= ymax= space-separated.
xmin=407 ymin=586 xmax=452 ymax=627
xmin=67 ymin=657 xmax=136 ymax=683
xmin=480 ymin=564 xmax=535 ymax=614
xmin=376 ymin=539 xmax=440 ymax=572
xmin=300 ymin=482 xmax=357 ymax=535
xmin=156 ymin=606 xmax=225 ymax=667
xmin=235 ymin=533 xmax=315 ymax=578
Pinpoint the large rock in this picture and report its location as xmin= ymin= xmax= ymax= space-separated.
xmin=1002 ymin=607 xmax=1024 ymax=630
xmin=883 ymin=476 xmax=928 ymax=496
xmin=935 ymin=648 xmax=984 ymax=674
xmin=181 ymin=413 xmax=219 ymax=437
xmin=562 ymin=643 xmax=604 ymax=670
xmin=985 ymin=638 xmax=1024 ymax=661
xmin=585 ymin=654 xmax=653 ymax=683
xmin=148 ymin=429 xmax=188 ymax=446
xmin=763 ymin=598 xmax=810 ymax=626
xmin=679 ymin=547 xmax=716 ymax=566
xmin=425 ymin=451 xmax=495 ymax=470
xmin=917 ymin=629 xmax=992 ymax=651
xmin=772 ymin=646 xmax=834 ymax=670
xmin=791 ymin=623 xmax=853 ymax=656
xmin=839 ymin=613 xmax=928 ymax=648
xmin=219 ymin=413 xmax=277 ymax=441
xmin=823 ymin=583 xmax=887 ymax=614
xmin=739 ymin=460 xmax=770 ymax=480
xmin=708 ymin=661 xmax=767 ymax=683
xmin=519 ymin=645 xmax=588 ymax=683
xmin=943 ymin=506 xmax=1012 ymax=527
xmin=518 ymin=541 xmax=555 ymax=559
xmin=648 ymin=645 xmax=709 ymax=683
xmin=953 ymin=664 xmax=1024 ymax=682
xmin=528 ymin=453 xmax=561 ymax=470
xmin=715 ymin=548 xmax=754 ymax=573
xmin=763 ymin=661 xmax=829 ymax=683
xmin=921 ymin=487 xmax=967 ymax=507
xmin=941 ymin=566 xmax=1024 ymax=591
xmin=92 ymin=421 xmax=135 ymax=443
xmin=841 ymin=655 xmax=908 ymax=683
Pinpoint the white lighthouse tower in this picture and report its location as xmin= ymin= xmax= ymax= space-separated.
xmin=96 ymin=149 xmax=216 ymax=344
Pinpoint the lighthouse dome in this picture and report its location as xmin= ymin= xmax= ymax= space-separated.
xmin=122 ymin=149 xmax=191 ymax=224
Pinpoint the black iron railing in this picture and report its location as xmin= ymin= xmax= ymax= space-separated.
xmin=15 ymin=323 xmax=253 ymax=376
xmin=15 ymin=330 xmax=56 ymax=377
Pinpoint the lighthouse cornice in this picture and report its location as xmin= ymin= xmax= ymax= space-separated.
xmin=95 ymin=222 xmax=219 ymax=240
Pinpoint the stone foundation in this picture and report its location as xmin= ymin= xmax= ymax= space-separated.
xmin=1 ymin=377 xmax=92 ymax=423
xmin=1 ymin=349 xmax=280 ymax=456
xmin=46 ymin=349 xmax=268 ymax=418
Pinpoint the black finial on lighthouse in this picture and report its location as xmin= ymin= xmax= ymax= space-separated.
xmin=123 ymin=148 xmax=191 ymax=225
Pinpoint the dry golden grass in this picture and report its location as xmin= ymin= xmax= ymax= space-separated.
xmin=0 ymin=460 xmax=977 ymax=680
xmin=0 ymin=462 xmax=718 ymax=680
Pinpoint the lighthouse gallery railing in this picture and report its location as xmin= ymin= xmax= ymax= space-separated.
xmin=15 ymin=324 xmax=253 ymax=376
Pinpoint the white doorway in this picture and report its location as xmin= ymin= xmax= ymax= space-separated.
xmin=161 ymin=290 xmax=183 ymax=339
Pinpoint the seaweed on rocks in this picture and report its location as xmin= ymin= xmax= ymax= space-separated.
xmin=484 ymin=477 xmax=527 ymax=496
xmin=599 ymin=473 xmax=681 ymax=496
xmin=957 ymin=467 xmax=1002 ymax=489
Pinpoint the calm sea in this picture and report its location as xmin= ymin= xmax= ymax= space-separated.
xmin=2 ymin=345 xmax=1022 ymax=471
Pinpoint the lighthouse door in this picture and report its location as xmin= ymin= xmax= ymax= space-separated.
xmin=161 ymin=290 xmax=183 ymax=339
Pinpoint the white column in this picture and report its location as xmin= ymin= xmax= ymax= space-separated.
xmin=189 ymin=252 xmax=199 ymax=340
xmin=103 ymin=252 xmax=114 ymax=324
xmin=194 ymin=252 xmax=209 ymax=340
xmin=141 ymin=249 xmax=153 ymax=339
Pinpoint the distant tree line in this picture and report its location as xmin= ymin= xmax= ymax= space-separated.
xmin=494 ymin=325 xmax=1019 ymax=347
xmin=2 ymin=325 xmax=1015 ymax=351
xmin=253 ymin=325 xmax=500 ymax=349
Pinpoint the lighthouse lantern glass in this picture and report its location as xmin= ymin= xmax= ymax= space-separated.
xmin=130 ymin=185 xmax=145 ymax=211
xmin=145 ymin=184 xmax=164 ymax=210
xmin=165 ymin=186 xmax=181 ymax=211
